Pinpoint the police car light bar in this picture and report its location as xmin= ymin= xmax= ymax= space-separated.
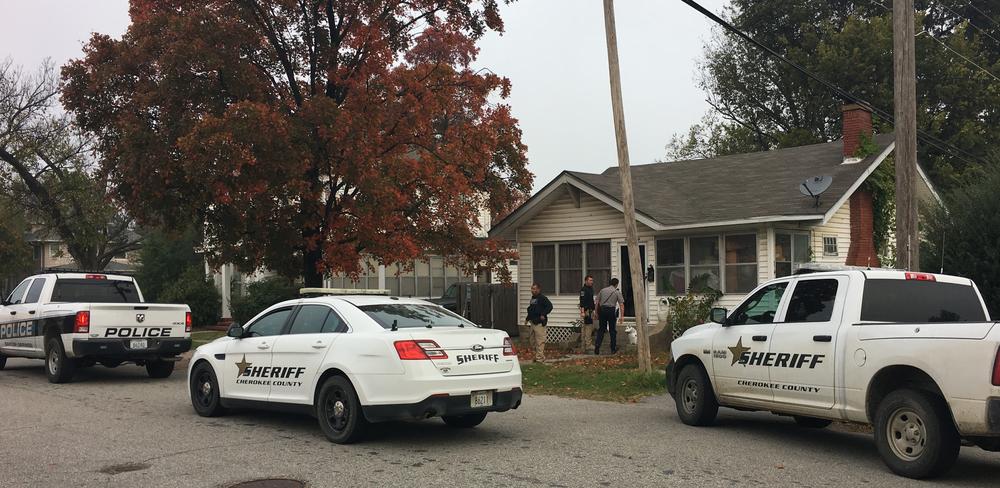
xmin=299 ymin=287 xmax=391 ymax=296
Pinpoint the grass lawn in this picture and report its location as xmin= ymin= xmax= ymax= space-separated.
xmin=191 ymin=330 xmax=226 ymax=348
xmin=520 ymin=353 xmax=670 ymax=403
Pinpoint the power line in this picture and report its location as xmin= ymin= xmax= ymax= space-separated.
xmin=679 ymin=0 xmax=988 ymax=170
xmin=965 ymin=1 xmax=999 ymax=29
xmin=934 ymin=1 xmax=1000 ymax=46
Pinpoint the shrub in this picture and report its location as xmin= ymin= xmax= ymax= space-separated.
xmin=665 ymin=277 xmax=723 ymax=340
xmin=134 ymin=227 xmax=200 ymax=302
xmin=230 ymin=276 xmax=299 ymax=324
xmin=159 ymin=266 xmax=222 ymax=327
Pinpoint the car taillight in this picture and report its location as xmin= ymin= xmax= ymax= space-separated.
xmin=185 ymin=312 xmax=192 ymax=332
xmin=74 ymin=311 xmax=90 ymax=333
xmin=503 ymin=337 xmax=517 ymax=356
xmin=992 ymin=347 xmax=1000 ymax=386
xmin=905 ymin=272 xmax=936 ymax=282
xmin=394 ymin=340 xmax=447 ymax=360
xmin=84 ymin=274 xmax=107 ymax=280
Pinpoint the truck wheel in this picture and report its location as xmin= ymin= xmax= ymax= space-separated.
xmin=146 ymin=360 xmax=175 ymax=378
xmin=45 ymin=338 xmax=76 ymax=384
xmin=674 ymin=364 xmax=718 ymax=426
xmin=793 ymin=416 xmax=833 ymax=429
xmin=189 ymin=362 xmax=226 ymax=417
xmin=316 ymin=376 xmax=368 ymax=444
xmin=874 ymin=389 xmax=960 ymax=479
xmin=442 ymin=412 xmax=488 ymax=428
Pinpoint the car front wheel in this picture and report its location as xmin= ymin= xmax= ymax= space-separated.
xmin=317 ymin=376 xmax=368 ymax=444
xmin=674 ymin=363 xmax=718 ymax=426
xmin=189 ymin=362 xmax=226 ymax=417
xmin=874 ymin=389 xmax=960 ymax=479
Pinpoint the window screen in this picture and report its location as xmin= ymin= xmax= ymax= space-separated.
xmin=532 ymin=245 xmax=556 ymax=294
xmin=861 ymin=279 xmax=987 ymax=323
xmin=786 ymin=279 xmax=839 ymax=323
xmin=558 ymin=244 xmax=583 ymax=294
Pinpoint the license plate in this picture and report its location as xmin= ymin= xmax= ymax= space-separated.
xmin=130 ymin=339 xmax=148 ymax=349
xmin=470 ymin=390 xmax=493 ymax=408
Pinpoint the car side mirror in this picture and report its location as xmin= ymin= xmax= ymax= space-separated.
xmin=227 ymin=323 xmax=244 ymax=338
xmin=710 ymin=307 xmax=728 ymax=325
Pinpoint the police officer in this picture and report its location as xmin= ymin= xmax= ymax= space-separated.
xmin=525 ymin=282 xmax=553 ymax=362
xmin=578 ymin=275 xmax=596 ymax=354
xmin=594 ymin=277 xmax=624 ymax=355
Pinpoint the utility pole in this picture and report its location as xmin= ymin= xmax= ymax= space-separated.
xmin=893 ymin=0 xmax=919 ymax=270
xmin=602 ymin=0 xmax=651 ymax=373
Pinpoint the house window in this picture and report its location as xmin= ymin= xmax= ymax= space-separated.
xmin=823 ymin=236 xmax=839 ymax=256
xmin=655 ymin=238 xmax=685 ymax=295
xmin=49 ymin=244 xmax=64 ymax=258
xmin=689 ymin=236 xmax=720 ymax=291
xmin=725 ymin=234 xmax=758 ymax=294
xmin=775 ymin=233 xmax=811 ymax=277
xmin=533 ymin=242 xmax=611 ymax=295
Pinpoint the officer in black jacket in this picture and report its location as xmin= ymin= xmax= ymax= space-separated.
xmin=525 ymin=282 xmax=553 ymax=361
xmin=579 ymin=275 xmax=596 ymax=353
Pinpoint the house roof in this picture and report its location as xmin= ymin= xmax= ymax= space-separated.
xmin=490 ymin=133 xmax=899 ymax=239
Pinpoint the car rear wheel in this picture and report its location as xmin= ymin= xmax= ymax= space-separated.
xmin=146 ymin=359 xmax=175 ymax=378
xmin=674 ymin=364 xmax=718 ymax=426
xmin=45 ymin=338 xmax=76 ymax=384
xmin=442 ymin=412 xmax=488 ymax=428
xmin=793 ymin=416 xmax=833 ymax=428
xmin=317 ymin=376 xmax=368 ymax=444
xmin=189 ymin=362 xmax=226 ymax=417
xmin=874 ymin=389 xmax=960 ymax=479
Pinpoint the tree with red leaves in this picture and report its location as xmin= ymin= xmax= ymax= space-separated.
xmin=62 ymin=0 xmax=531 ymax=286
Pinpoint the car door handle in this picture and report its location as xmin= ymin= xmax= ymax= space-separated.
xmin=257 ymin=343 xmax=270 ymax=350
xmin=311 ymin=341 xmax=328 ymax=349
xmin=752 ymin=335 xmax=767 ymax=342
xmin=813 ymin=335 xmax=832 ymax=342
xmin=28 ymin=310 xmax=36 ymax=315
xmin=8 ymin=311 xmax=15 ymax=316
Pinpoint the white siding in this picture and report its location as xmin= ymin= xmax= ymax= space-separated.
xmin=812 ymin=199 xmax=852 ymax=265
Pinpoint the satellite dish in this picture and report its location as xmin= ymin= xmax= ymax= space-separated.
xmin=799 ymin=176 xmax=833 ymax=208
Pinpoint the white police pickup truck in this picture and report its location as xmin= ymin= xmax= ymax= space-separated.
xmin=0 ymin=272 xmax=192 ymax=383
xmin=666 ymin=269 xmax=1000 ymax=479
xmin=187 ymin=290 xmax=522 ymax=444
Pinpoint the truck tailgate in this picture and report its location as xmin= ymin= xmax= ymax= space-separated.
xmin=86 ymin=303 xmax=190 ymax=340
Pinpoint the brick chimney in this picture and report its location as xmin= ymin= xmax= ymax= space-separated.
xmin=842 ymin=103 xmax=880 ymax=267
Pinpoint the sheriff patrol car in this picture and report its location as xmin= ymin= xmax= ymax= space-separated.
xmin=187 ymin=290 xmax=522 ymax=443
xmin=0 ymin=272 xmax=192 ymax=382
xmin=666 ymin=268 xmax=1000 ymax=479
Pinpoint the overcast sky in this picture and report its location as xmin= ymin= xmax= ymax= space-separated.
xmin=1 ymin=0 xmax=726 ymax=192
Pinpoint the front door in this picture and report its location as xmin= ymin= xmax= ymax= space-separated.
xmin=222 ymin=306 xmax=293 ymax=401
xmin=767 ymin=276 xmax=846 ymax=409
xmin=268 ymin=304 xmax=347 ymax=404
xmin=711 ymin=282 xmax=790 ymax=404
xmin=619 ymin=244 xmax=646 ymax=318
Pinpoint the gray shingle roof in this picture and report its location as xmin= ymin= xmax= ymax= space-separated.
xmin=566 ymin=133 xmax=894 ymax=228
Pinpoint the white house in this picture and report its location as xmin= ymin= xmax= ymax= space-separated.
xmin=488 ymin=105 xmax=940 ymax=332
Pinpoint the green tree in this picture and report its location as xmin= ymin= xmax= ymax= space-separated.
xmin=921 ymin=167 xmax=1000 ymax=316
xmin=667 ymin=0 xmax=1000 ymax=188
xmin=134 ymin=227 xmax=201 ymax=303
xmin=0 ymin=197 xmax=34 ymax=289
xmin=160 ymin=267 xmax=221 ymax=328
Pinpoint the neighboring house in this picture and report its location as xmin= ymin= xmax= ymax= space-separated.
xmin=24 ymin=230 xmax=137 ymax=273
xmin=488 ymin=104 xmax=941 ymax=331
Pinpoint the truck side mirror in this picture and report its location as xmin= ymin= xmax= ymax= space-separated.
xmin=227 ymin=323 xmax=244 ymax=338
xmin=710 ymin=307 xmax=728 ymax=325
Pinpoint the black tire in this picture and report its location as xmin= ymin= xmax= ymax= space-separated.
xmin=45 ymin=337 xmax=76 ymax=384
xmin=189 ymin=362 xmax=227 ymax=417
xmin=873 ymin=389 xmax=960 ymax=479
xmin=0 ymin=353 xmax=6 ymax=370
xmin=793 ymin=416 xmax=833 ymax=429
xmin=146 ymin=360 xmax=175 ymax=378
xmin=674 ymin=364 xmax=718 ymax=426
xmin=442 ymin=412 xmax=488 ymax=428
xmin=316 ymin=376 xmax=368 ymax=444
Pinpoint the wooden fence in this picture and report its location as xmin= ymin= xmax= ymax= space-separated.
xmin=457 ymin=282 xmax=520 ymax=337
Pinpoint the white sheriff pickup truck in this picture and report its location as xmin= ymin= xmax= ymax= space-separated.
xmin=666 ymin=269 xmax=1000 ymax=479
xmin=0 ymin=272 xmax=192 ymax=383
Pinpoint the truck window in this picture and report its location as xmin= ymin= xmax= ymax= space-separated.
xmin=728 ymin=283 xmax=788 ymax=326
xmin=51 ymin=279 xmax=141 ymax=303
xmin=24 ymin=278 xmax=47 ymax=304
xmin=5 ymin=279 xmax=32 ymax=305
xmin=861 ymin=279 xmax=987 ymax=323
xmin=785 ymin=279 xmax=839 ymax=323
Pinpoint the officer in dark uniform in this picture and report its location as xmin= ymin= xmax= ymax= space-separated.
xmin=578 ymin=275 xmax=595 ymax=353
xmin=525 ymin=282 xmax=553 ymax=361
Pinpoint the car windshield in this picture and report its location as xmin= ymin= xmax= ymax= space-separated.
xmin=51 ymin=279 xmax=141 ymax=303
xmin=359 ymin=303 xmax=478 ymax=329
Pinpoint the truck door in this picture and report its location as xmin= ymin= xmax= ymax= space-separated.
xmin=767 ymin=276 xmax=847 ymax=409
xmin=711 ymin=282 xmax=789 ymax=404
xmin=268 ymin=304 xmax=347 ymax=404
xmin=0 ymin=279 xmax=35 ymax=356
xmin=222 ymin=306 xmax=293 ymax=401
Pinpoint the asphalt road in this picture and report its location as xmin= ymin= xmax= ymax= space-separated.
xmin=1 ymin=357 xmax=998 ymax=488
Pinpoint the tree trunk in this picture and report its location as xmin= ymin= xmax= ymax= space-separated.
xmin=302 ymin=231 xmax=324 ymax=287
